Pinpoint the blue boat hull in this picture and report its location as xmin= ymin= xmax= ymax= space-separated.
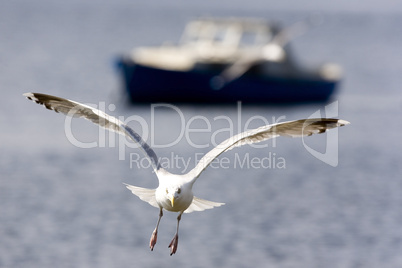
xmin=116 ymin=58 xmax=338 ymax=103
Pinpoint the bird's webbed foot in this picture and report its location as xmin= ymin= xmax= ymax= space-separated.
xmin=150 ymin=229 xmax=158 ymax=251
xmin=168 ymin=234 xmax=178 ymax=256
xmin=150 ymin=208 xmax=163 ymax=251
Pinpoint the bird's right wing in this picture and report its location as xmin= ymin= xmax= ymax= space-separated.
xmin=186 ymin=118 xmax=349 ymax=181
xmin=124 ymin=183 xmax=159 ymax=208
xmin=24 ymin=93 xmax=161 ymax=172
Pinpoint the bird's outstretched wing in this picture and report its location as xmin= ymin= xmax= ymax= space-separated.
xmin=186 ymin=118 xmax=349 ymax=180
xmin=24 ymin=93 xmax=161 ymax=172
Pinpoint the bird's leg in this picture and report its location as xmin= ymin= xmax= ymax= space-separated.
xmin=168 ymin=212 xmax=182 ymax=256
xmin=150 ymin=208 xmax=163 ymax=251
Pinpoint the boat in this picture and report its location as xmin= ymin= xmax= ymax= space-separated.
xmin=116 ymin=18 xmax=342 ymax=103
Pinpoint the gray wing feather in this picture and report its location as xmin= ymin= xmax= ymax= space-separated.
xmin=187 ymin=118 xmax=349 ymax=180
xmin=24 ymin=92 xmax=161 ymax=171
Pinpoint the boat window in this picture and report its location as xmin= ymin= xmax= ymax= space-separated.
xmin=240 ymin=31 xmax=258 ymax=46
xmin=181 ymin=23 xmax=200 ymax=44
xmin=213 ymin=28 xmax=226 ymax=43
xmin=181 ymin=20 xmax=273 ymax=48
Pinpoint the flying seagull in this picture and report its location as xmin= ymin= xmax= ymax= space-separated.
xmin=24 ymin=92 xmax=349 ymax=255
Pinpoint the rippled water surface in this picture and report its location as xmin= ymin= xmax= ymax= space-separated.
xmin=1 ymin=1 xmax=402 ymax=267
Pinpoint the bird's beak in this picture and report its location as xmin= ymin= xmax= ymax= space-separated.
xmin=170 ymin=196 xmax=175 ymax=207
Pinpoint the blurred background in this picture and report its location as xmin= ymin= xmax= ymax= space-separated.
xmin=1 ymin=0 xmax=401 ymax=267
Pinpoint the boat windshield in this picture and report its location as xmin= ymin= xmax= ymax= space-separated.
xmin=180 ymin=19 xmax=274 ymax=48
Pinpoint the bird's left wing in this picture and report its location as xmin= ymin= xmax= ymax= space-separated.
xmin=186 ymin=118 xmax=349 ymax=180
xmin=24 ymin=93 xmax=161 ymax=172
xmin=184 ymin=196 xmax=225 ymax=213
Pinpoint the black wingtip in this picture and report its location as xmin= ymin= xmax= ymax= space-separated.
xmin=337 ymin=119 xmax=350 ymax=126
xmin=23 ymin=92 xmax=33 ymax=100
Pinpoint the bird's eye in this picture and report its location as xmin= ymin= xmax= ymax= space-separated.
xmin=177 ymin=188 xmax=181 ymax=194
xmin=166 ymin=189 xmax=169 ymax=194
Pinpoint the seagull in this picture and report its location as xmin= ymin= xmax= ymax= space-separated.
xmin=24 ymin=92 xmax=349 ymax=255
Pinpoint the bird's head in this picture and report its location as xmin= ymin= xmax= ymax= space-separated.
xmin=165 ymin=186 xmax=182 ymax=207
